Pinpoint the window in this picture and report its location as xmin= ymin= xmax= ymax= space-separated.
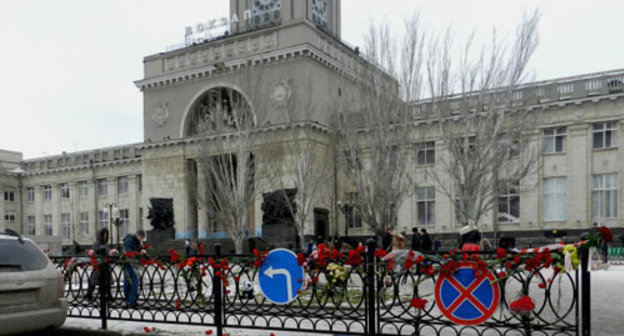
xmin=61 ymin=183 xmax=70 ymax=199
xmin=4 ymin=191 xmax=14 ymax=202
xmin=137 ymin=175 xmax=142 ymax=192
xmin=27 ymin=216 xmax=36 ymax=235
xmin=98 ymin=211 xmax=109 ymax=230
xmin=27 ymin=187 xmax=35 ymax=202
xmin=79 ymin=181 xmax=88 ymax=197
xmin=593 ymin=121 xmax=617 ymax=149
xmin=415 ymin=142 xmax=435 ymax=165
xmin=97 ymin=179 xmax=108 ymax=197
xmin=119 ymin=209 xmax=129 ymax=237
xmin=498 ymin=183 xmax=520 ymax=222
xmin=543 ymin=177 xmax=567 ymax=221
xmin=43 ymin=185 xmax=52 ymax=201
xmin=4 ymin=210 xmax=15 ymax=227
xmin=118 ymin=176 xmax=129 ymax=195
xmin=458 ymin=136 xmax=476 ymax=154
xmin=543 ymin=127 xmax=566 ymax=153
xmin=592 ymin=174 xmax=618 ymax=220
xmin=44 ymin=215 xmax=53 ymax=236
xmin=80 ymin=212 xmax=89 ymax=236
xmin=61 ymin=213 xmax=71 ymax=240
xmin=416 ymin=187 xmax=435 ymax=226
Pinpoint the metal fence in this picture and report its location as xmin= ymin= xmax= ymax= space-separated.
xmin=52 ymin=243 xmax=591 ymax=336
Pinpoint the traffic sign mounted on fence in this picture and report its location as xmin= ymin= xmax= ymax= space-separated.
xmin=434 ymin=261 xmax=500 ymax=326
xmin=258 ymin=248 xmax=304 ymax=304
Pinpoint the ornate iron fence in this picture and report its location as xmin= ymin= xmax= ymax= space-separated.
xmin=51 ymin=243 xmax=591 ymax=336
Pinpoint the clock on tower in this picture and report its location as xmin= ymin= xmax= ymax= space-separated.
xmin=252 ymin=0 xmax=281 ymax=26
xmin=309 ymin=0 xmax=330 ymax=29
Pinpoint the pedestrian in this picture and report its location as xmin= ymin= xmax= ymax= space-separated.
xmin=86 ymin=227 xmax=111 ymax=302
xmin=382 ymin=228 xmax=393 ymax=251
xmin=433 ymin=238 xmax=441 ymax=254
xmin=123 ymin=229 xmax=146 ymax=308
xmin=411 ymin=227 xmax=421 ymax=251
xmin=420 ymin=229 xmax=433 ymax=252
xmin=391 ymin=231 xmax=406 ymax=250
xmin=190 ymin=239 xmax=199 ymax=256
xmin=459 ymin=220 xmax=481 ymax=251
xmin=184 ymin=239 xmax=191 ymax=257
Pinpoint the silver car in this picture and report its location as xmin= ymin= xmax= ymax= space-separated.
xmin=0 ymin=232 xmax=67 ymax=335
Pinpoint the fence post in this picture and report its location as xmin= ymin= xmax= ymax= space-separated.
xmin=98 ymin=261 xmax=109 ymax=330
xmin=366 ymin=238 xmax=377 ymax=336
xmin=580 ymin=247 xmax=591 ymax=336
xmin=214 ymin=244 xmax=224 ymax=336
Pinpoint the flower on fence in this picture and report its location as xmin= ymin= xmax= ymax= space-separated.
xmin=496 ymin=247 xmax=507 ymax=260
xmin=125 ymin=251 xmax=138 ymax=259
xmin=327 ymin=263 xmax=348 ymax=285
xmin=538 ymin=282 xmax=547 ymax=289
xmin=252 ymin=249 xmax=268 ymax=268
xmin=410 ymin=297 xmax=428 ymax=310
xmin=312 ymin=276 xmax=319 ymax=285
xmin=297 ymin=253 xmax=306 ymax=266
xmin=175 ymin=298 xmax=181 ymax=310
xmin=167 ymin=248 xmax=180 ymax=263
xmin=510 ymin=295 xmax=535 ymax=314
xmin=143 ymin=243 xmax=150 ymax=249
xmin=143 ymin=326 xmax=156 ymax=333
xmin=205 ymin=330 xmax=213 ymax=335
xmin=374 ymin=249 xmax=387 ymax=258
xmin=199 ymin=243 xmax=205 ymax=255
xmin=345 ymin=249 xmax=362 ymax=266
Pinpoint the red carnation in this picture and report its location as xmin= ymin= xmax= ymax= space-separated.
xmin=297 ymin=253 xmax=306 ymax=266
xmin=496 ymin=247 xmax=507 ymax=260
xmin=510 ymin=295 xmax=535 ymax=314
xmin=175 ymin=298 xmax=181 ymax=310
xmin=205 ymin=330 xmax=213 ymax=335
xmin=409 ymin=297 xmax=428 ymax=310
xmin=312 ymin=276 xmax=319 ymax=285
xmin=538 ymin=282 xmax=547 ymax=289
xmin=374 ymin=249 xmax=387 ymax=258
xmin=143 ymin=326 xmax=151 ymax=333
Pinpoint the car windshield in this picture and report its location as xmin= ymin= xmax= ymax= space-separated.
xmin=0 ymin=238 xmax=49 ymax=272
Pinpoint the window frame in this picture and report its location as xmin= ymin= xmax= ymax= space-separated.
xmin=27 ymin=216 xmax=36 ymax=235
xmin=415 ymin=142 xmax=436 ymax=166
xmin=592 ymin=121 xmax=618 ymax=150
xmin=61 ymin=213 xmax=71 ymax=240
xmin=543 ymin=177 xmax=567 ymax=221
xmin=416 ymin=186 xmax=435 ymax=226
xmin=543 ymin=127 xmax=566 ymax=153
xmin=97 ymin=178 xmax=108 ymax=197
xmin=4 ymin=191 xmax=15 ymax=202
xmin=44 ymin=214 xmax=53 ymax=236
xmin=80 ymin=212 xmax=89 ymax=236
xmin=43 ymin=185 xmax=52 ymax=201
xmin=79 ymin=181 xmax=88 ymax=197
xmin=60 ymin=183 xmax=70 ymax=199
xmin=498 ymin=182 xmax=520 ymax=223
xmin=592 ymin=173 xmax=618 ymax=220
xmin=27 ymin=187 xmax=35 ymax=202
xmin=118 ymin=176 xmax=129 ymax=195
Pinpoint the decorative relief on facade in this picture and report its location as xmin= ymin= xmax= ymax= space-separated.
xmin=270 ymin=79 xmax=292 ymax=106
xmin=151 ymin=102 xmax=170 ymax=127
xmin=187 ymin=87 xmax=254 ymax=136
xmin=164 ymin=32 xmax=278 ymax=72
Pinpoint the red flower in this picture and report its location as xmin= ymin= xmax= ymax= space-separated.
xmin=205 ymin=330 xmax=213 ymax=335
xmin=270 ymin=333 xmax=276 ymax=336
xmin=175 ymin=298 xmax=181 ymax=310
xmin=409 ymin=297 xmax=428 ymax=310
xmin=297 ymin=253 xmax=306 ymax=266
xmin=144 ymin=243 xmax=150 ymax=249
xmin=186 ymin=257 xmax=197 ymax=266
xmin=345 ymin=249 xmax=362 ymax=266
xmin=599 ymin=226 xmax=613 ymax=242
xmin=510 ymin=295 xmax=535 ymax=314
xmin=151 ymin=327 xmax=156 ymax=331
xmin=143 ymin=326 xmax=151 ymax=333
xmin=234 ymin=276 xmax=240 ymax=282
xmin=387 ymin=259 xmax=394 ymax=272
xmin=199 ymin=243 xmax=205 ymax=255
xmin=498 ymin=271 xmax=507 ymax=278
xmin=538 ymin=282 xmax=547 ymax=289
xmin=496 ymin=247 xmax=507 ymax=260
xmin=312 ymin=276 xmax=319 ymax=285
xmin=374 ymin=249 xmax=387 ymax=258
xmin=125 ymin=251 xmax=138 ymax=258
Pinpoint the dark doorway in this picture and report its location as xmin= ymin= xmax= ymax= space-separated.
xmin=314 ymin=208 xmax=330 ymax=243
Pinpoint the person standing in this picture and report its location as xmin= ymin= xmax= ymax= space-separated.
xmin=420 ymin=228 xmax=433 ymax=252
xmin=86 ymin=227 xmax=111 ymax=302
xmin=391 ymin=231 xmax=406 ymax=250
xmin=190 ymin=239 xmax=199 ymax=256
xmin=411 ymin=227 xmax=421 ymax=251
xmin=123 ymin=229 xmax=145 ymax=308
xmin=382 ymin=228 xmax=393 ymax=251
xmin=184 ymin=239 xmax=191 ymax=257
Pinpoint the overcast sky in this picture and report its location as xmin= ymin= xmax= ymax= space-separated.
xmin=1 ymin=0 xmax=623 ymax=159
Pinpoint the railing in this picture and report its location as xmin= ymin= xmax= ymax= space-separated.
xmin=52 ymin=243 xmax=591 ymax=336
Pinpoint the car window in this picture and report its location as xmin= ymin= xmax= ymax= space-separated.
xmin=0 ymin=238 xmax=49 ymax=271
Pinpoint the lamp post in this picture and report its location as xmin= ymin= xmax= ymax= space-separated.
xmin=338 ymin=199 xmax=354 ymax=240
xmin=103 ymin=203 xmax=121 ymax=249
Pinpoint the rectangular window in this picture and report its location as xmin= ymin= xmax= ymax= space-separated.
xmin=137 ymin=175 xmax=142 ymax=192
xmin=44 ymin=215 xmax=53 ymax=236
xmin=416 ymin=187 xmax=435 ymax=226
xmin=4 ymin=191 xmax=14 ymax=202
xmin=97 ymin=179 xmax=108 ymax=197
xmin=593 ymin=121 xmax=618 ymax=149
xmin=119 ymin=209 xmax=129 ymax=237
xmin=415 ymin=142 xmax=435 ymax=165
xmin=80 ymin=212 xmax=89 ymax=236
xmin=79 ymin=181 xmax=88 ymax=197
xmin=458 ymin=136 xmax=476 ymax=154
xmin=61 ymin=183 xmax=70 ymax=199
xmin=98 ymin=211 xmax=109 ymax=230
xmin=27 ymin=187 xmax=35 ymax=202
xmin=543 ymin=177 xmax=567 ymax=221
xmin=592 ymin=174 xmax=618 ymax=219
xmin=543 ymin=127 xmax=566 ymax=153
xmin=27 ymin=216 xmax=36 ymax=235
xmin=498 ymin=183 xmax=520 ymax=222
xmin=343 ymin=193 xmax=361 ymax=229
xmin=117 ymin=176 xmax=129 ymax=195
xmin=61 ymin=213 xmax=71 ymax=240
xmin=4 ymin=210 xmax=15 ymax=227
xmin=43 ymin=185 xmax=52 ymax=201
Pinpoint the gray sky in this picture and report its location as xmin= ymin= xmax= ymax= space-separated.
xmin=1 ymin=0 xmax=623 ymax=159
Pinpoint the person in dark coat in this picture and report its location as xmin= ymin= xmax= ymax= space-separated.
xmin=411 ymin=227 xmax=422 ymax=251
xmin=382 ymin=228 xmax=393 ymax=251
xmin=123 ymin=229 xmax=145 ymax=307
xmin=459 ymin=221 xmax=481 ymax=251
xmin=86 ymin=227 xmax=111 ymax=301
xmin=420 ymin=229 xmax=433 ymax=252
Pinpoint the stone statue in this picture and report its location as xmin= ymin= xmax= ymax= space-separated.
xmin=147 ymin=198 xmax=174 ymax=230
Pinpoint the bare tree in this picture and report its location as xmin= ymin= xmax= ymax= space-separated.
xmin=187 ymin=63 xmax=266 ymax=253
xmin=334 ymin=15 xmax=425 ymax=238
xmin=420 ymin=11 xmax=542 ymax=229
xmin=261 ymin=74 xmax=333 ymax=250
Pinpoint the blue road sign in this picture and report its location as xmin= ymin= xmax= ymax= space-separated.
xmin=258 ymin=248 xmax=304 ymax=304
xmin=434 ymin=262 xmax=500 ymax=326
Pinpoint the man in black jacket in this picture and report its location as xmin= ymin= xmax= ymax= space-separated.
xmin=420 ymin=228 xmax=433 ymax=252
xmin=123 ymin=229 xmax=145 ymax=308
xmin=382 ymin=228 xmax=393 ymax=251
xmin=86 ymin=227 xmax=111 ymax=301
xmin=411 ymin=227 xmax=421 ymax=251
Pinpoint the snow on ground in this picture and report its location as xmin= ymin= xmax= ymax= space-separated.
xmin=64 ymin=265 xmax=624 ymax=336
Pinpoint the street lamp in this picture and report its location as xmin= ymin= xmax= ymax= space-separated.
xmin=103 ymin=203 xmax=121 ymax=248
xmin=338 ymin=199 xmax=354 ymax=239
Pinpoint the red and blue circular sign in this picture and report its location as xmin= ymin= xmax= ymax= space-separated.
xmin=434 ymin=261 xmax=500 ymax=326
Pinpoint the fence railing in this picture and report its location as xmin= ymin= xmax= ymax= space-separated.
xmin=52 ymin=243 xmax=591 ymax=336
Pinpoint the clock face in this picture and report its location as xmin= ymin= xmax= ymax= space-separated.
xmin=310 ymin=0 xmax=330 ymax=28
